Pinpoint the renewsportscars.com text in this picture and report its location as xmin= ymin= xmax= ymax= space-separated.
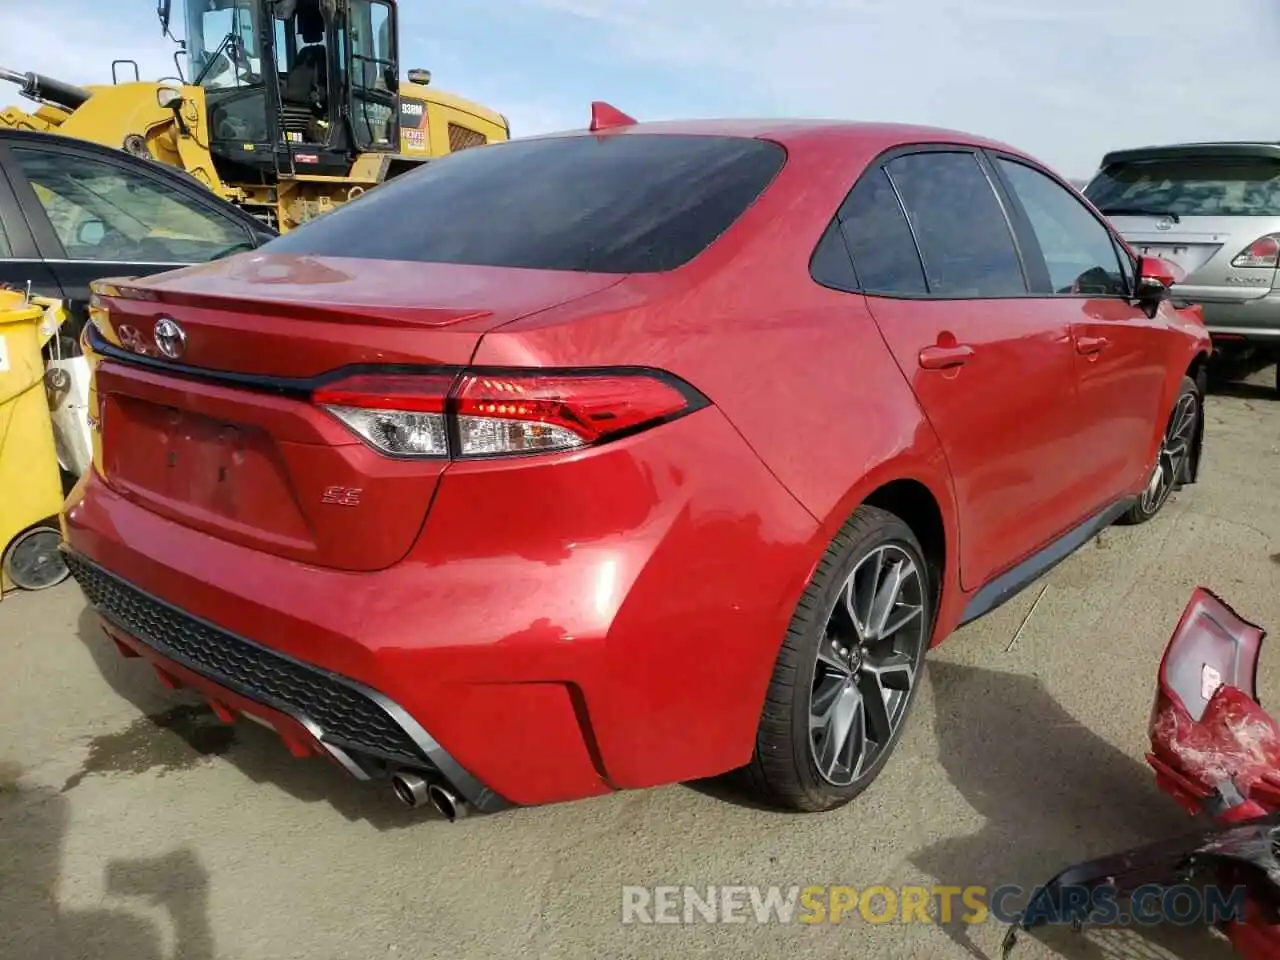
xmin=620 ymin=883 xmax=1248 ymax=926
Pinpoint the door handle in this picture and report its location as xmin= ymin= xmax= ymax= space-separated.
xmin=1076 ymin=335 xmax=1109 ymax=355
xmin=918 ymin=343 xmax=975 ymax=370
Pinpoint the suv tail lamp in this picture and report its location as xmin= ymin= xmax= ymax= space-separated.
xmin=312 ymin=369 xmax=706 ymax=459
xmin=1230 ymin=234 xmax=1280 ymax=269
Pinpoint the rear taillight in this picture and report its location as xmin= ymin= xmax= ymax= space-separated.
xmin=1230 ymin=234 xmax=1280 ymax=268
xmin=314 ymin=373 xmax=452 ymax=457
xmin=312 ymin=368 xmax=703 ymax=459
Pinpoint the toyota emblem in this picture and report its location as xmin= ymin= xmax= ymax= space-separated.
xmin=1155 ymin=217 xmax=1174 ymax=231
xmin=153 ymin=317 xmax=186 ymax=359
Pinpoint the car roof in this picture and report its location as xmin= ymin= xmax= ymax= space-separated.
xmin=522 ymin=116 xmax=1034 ymax=161
xmin=0 ymin=127 xmax=271 ymax=231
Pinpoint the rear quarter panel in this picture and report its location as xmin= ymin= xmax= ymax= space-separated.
xmin=472 ymin=129 xmax=965 ymax=638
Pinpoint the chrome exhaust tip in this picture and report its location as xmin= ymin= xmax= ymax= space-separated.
xmin=390 ymin=771 xmax=430 ymax=808
xmin=427 ymin=782 xmax=468 ymax=821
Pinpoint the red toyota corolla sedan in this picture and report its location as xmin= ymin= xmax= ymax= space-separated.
xmin=64 ymin=110 xmax=1210 ymax=819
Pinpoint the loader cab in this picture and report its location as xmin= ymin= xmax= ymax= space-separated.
xmin=181 ymin=0 xmax=401 ymax=179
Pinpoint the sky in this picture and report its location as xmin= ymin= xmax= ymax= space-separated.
xmin=1 ymin=0 xmax=1276 ymax=180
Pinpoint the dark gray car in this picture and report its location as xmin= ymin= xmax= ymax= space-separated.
xmin=0 ymin=128 xmax=276 ymax=341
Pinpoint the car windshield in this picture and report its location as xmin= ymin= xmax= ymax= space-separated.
xmin=186 ymin=0 xmax=263 ymax=89
xmin=1085 ymin=156 xmax=1280 ymax=217
xmin=261 ymin=133 xmax=788 ymax=273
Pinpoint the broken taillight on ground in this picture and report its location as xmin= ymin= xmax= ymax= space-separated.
xmin=1005 ymin=588 xmax=1280 ymax=959
xmin=1148 ymin=588 xmax=1278 ymax=819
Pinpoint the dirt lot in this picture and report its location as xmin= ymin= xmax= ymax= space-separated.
xmin=2 ymin=366 xmax=1278 ymax=960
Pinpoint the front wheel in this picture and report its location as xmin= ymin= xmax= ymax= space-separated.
xmin=744 ymin=505 xmax=933 ymax=812
xmin=1117 ymin=375 xmax=1201 ymax=526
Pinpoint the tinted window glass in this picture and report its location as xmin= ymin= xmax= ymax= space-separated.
xmin=997 ymin=159 xmax=1126 ymax=296
xmin=885 ymin=152 xmax=1026 ymax=297
xmin=1085 ymin=157 xmax=1280 ymax=217
xmin=264 ymin=134 xmax=787 ymax=273
xmin=809 ymin=219 xmax=859 ymax=292
xmin=838 ymin=168 xmax=927 ymax=295
xmin=11 ymin=147 xmax=252 ymax=263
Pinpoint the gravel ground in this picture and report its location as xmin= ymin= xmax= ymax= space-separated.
xmin=2 ymin=364 xmax=1278 ymax=960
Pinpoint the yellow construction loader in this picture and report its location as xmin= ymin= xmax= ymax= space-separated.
xmin=0 ymin=0 xmax=509 ymax=230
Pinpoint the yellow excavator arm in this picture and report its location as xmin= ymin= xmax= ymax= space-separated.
xmin=0 ymin=68 xmax=232 ymax=198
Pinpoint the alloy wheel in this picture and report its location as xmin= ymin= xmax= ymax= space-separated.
xmin=1139 ymin=391 xmax=1198 ymax=515
xmin=808 ymin=543 xmax=927 ymax=787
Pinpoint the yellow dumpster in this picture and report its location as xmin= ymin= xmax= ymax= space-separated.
xmin=0 ymin=289 xmax=68 ymax=596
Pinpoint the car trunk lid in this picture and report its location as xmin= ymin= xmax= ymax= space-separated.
xmin=1110 ymin=214 xmax=1278 ymax=301
xmin=1111 ymin=216 xmax=1227 ymax=275
xmin=90 ymin=254 xmax=623 ymax=571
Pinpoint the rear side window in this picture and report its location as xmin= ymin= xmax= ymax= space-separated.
xmin=1085 ymin=157 xmax=1280 ymax=217
xmin=809 ymin=219 xmax=860 ymax=292
xmin=838 ymin=168 xmax=927 ymax=295
xmin=885 ymin=151 xmax=1027 ymax=297
xmin=263 ymin=134 xmax=786 ymax=273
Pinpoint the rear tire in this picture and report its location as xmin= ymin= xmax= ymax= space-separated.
xmin=743 ymin=505 xmax=933 ymax=813
xmin=1117 ymin=375 xmax=1201 ymax=526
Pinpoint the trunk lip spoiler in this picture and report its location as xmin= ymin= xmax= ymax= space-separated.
xmin=84 ymin=322 xmax=711 ymax=407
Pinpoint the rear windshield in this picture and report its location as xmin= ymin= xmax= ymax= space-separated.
xmin=263 ymin=134 xmax=786 ymax=272
xmin=1085 ymin=156 xmax=1280 ymax=217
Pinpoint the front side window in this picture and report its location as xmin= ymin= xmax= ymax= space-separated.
xmin=1085 ymin=156 xmax=1280 ymax=218
xmin=263 ymin=133 xmax=786 ymax=273
xmin=885 ymin=151 xmax=1026 ymax=298
xmin=838 ymin=167 xmax=927 ymax=295
xmin=997 ymin=158 xmax=1127 ymax=297
xmin=11 ymin=148 xmax=252 ymax=263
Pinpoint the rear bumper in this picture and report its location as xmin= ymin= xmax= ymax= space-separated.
xmin=1194 ymin=291 xmax=1280 ymax=344
xmin=63 ymin=407 xmax=820 ymax=807
xmin=67 ymin=550 xmax=508 ymax=812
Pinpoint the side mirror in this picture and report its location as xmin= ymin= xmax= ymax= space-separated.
xmin=76 ymin=219 xmax=106 ymax=246
xmin=1135 ymin=255 xmax=1180 ymax=303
